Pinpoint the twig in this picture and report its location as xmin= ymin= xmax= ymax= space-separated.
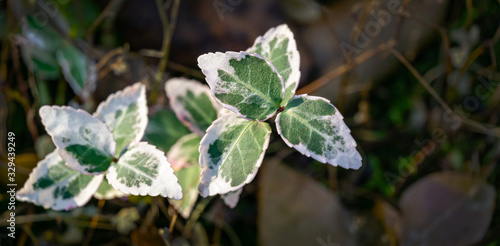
xmin=183 ymin=197 xmax=213 ymax=238
xmin=150 ymin=0 xmax=181 ymax=104
xmin=389 ymin=48 xmax=500 ymax=138
xmin=389 ymin=47 xmax=451 ymax=112
xmin=95 ymin=44 xmax=128 ymax=71
xmin=297 ymin=40 xmax=396 ymax=95
xmin=140 ymin=49 xmax=205 ymax=79
xmin=86 ymin=0 xmax=125 ymax=45
xmin=169 ymin=211 xmax=178 ymax=236
xmin=399 ymin=11 xmax=453 ymax=75
xmin=82 ymin=199 xmax=106 ymax=246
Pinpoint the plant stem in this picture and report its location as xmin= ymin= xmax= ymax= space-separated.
xmin=297 ymin=40 xmax=396 ymax=95
xmin=150 ymin=0 xmax=181 ymax=104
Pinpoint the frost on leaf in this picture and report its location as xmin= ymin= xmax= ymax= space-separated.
xmin=276 ymin=95 xmax=362 ymax=169
xmin=94 ymin=82 xmax=148 ymax=155
xmin=39 ymin=106 xmax=116 ymax=175
xmin=247 ymin=24 xmax=300 ymax=106
xmin=198 ymin=113 xmax=271 ymax=197
xmin=165 ymin=78 xmax=221 ymax=135
xmin=106 ymin=142 xmax=183 ymax=199
xmin=197 ymin=51 xmax=285 ymax=121
xmin=17 ymin=150 xmax=103 ymax=210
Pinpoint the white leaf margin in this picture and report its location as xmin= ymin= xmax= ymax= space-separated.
xmin=197 ymin=51 xmax=285 ymax=121
xmin=165 ymin=77 xmax=221 ymax=135
xmin=39 ymin=105 xmax=116 ymax=175
xmin=94 ymin=82 xmax=148 ymax=146
xmin=221 ymin=188 xmax=243 ymax=209
xmin=16 ymin=150 xmax=104 ymax=211
xmin=276 ymin=94 xmax=362 ymax=169
xmin=106 ymin=142 xmax=183 ymax=199
xmin=247 ymin=24 xmax=301 ymax=105
xmin=198 ymin=113 xmax=271 ymax=197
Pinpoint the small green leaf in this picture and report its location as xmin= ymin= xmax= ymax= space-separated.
xmin=56 ymin=44 xmax=89 ymax=96
xmin=165 ymin=78 xmax=221 ymax=135
xmin=40 ymin=106 xmax=116 ymax=175
xmin=198 ymin=51 xmax=285 ymax=121
xmin=276 ymin=95 xmax=362 ymax=169
xmin=198 ymin=113 xmax=271 ymax=197
xmin=106 ymin=142 xmax=183 ymax=199
xmin=167 ymin=133 xmax=202 ymax=170
xmin=247 ymin=24 xmax=301 ymax=105
xmin=169 ymin=165 xmax=201 ymax=219
xmin=94 ymin=178 xmax=125 ymax=200
xmin=144 ymin=110 xmax=191 ymax=153
xmin=94 ymin=83 xmax=148 ymax=155
xmin=30 ymin=53 xmax=61 ymax=79
xmin=17 ymin=150 xmax=104 ymax=210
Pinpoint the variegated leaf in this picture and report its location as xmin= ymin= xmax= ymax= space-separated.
xmin=167 ymin=133 xmax=202 ymax=171
xmin=56 ymin=44 xmax=88 ymax=97
xmin=94 ymin=178 xmax=126 ymax=200
xmin=169 ymin=165 xmax=201 ymax=219
xmin=276 ymin=95 xmax=362 ymax=169
xmin=221 ymin=188 xmax=243 ymax=209
xmin=17 ymin=150 xmax=103 ymax=210
xmin=94 ymin=83 xmax=148 ymax=155
xmin=165 ymin=78 xmax=221 ymax=135
xmin=106 ymin=142 xmax=183 ymax=199
xmin=247 ymin=24 xmax=300 ymax=105
xmin=197 ymin=51 xmax=285 ymax=121
xmin=39 ymin=106 xmax=116 ymax=175
xmin=198 ymin=113 xmax=271 ymax=197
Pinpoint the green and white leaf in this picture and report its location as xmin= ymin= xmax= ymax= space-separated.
xmin=276 ymin=95 xmax=362 ymax=169
xmin=94 ymin=83 xmax=148 ymax=155
xmin=17 ymin=150 xmax=104 ymax=210
xmin=40 ymin=106 xmax=116 ymax=175
xmin=165 ymin=78 xmax=221 ymax=135
xmin=106 ymin=142 xmax=183 ymax=199
xmin=197 ymin=51 xmax=285 ymax=121
xmin=19 ymin=42 xmax=60 ymax=80
xmin=56 ymin=44 xmax=89 ymax=97
xmin=21 ymin=16 xmax=65 ymax=52
xmin=19 ymin=17 xmax=63 ymax=79
xmin=167 ymin=133 xmax=202 ymax=171
xmin=94 ymin=178 xmax=126 ymax=200
xmin=169 ymin=165 xmax=201 ymax=219
xmin=221 ymin=188 xmax=243 ymax=209
xmin=144 ymin=109 xmax=190 ymax=153
xmin=198 ymin=113 xmax=271 ymax=197
xmin=247 ymin=24 xmax=300 ymax=105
